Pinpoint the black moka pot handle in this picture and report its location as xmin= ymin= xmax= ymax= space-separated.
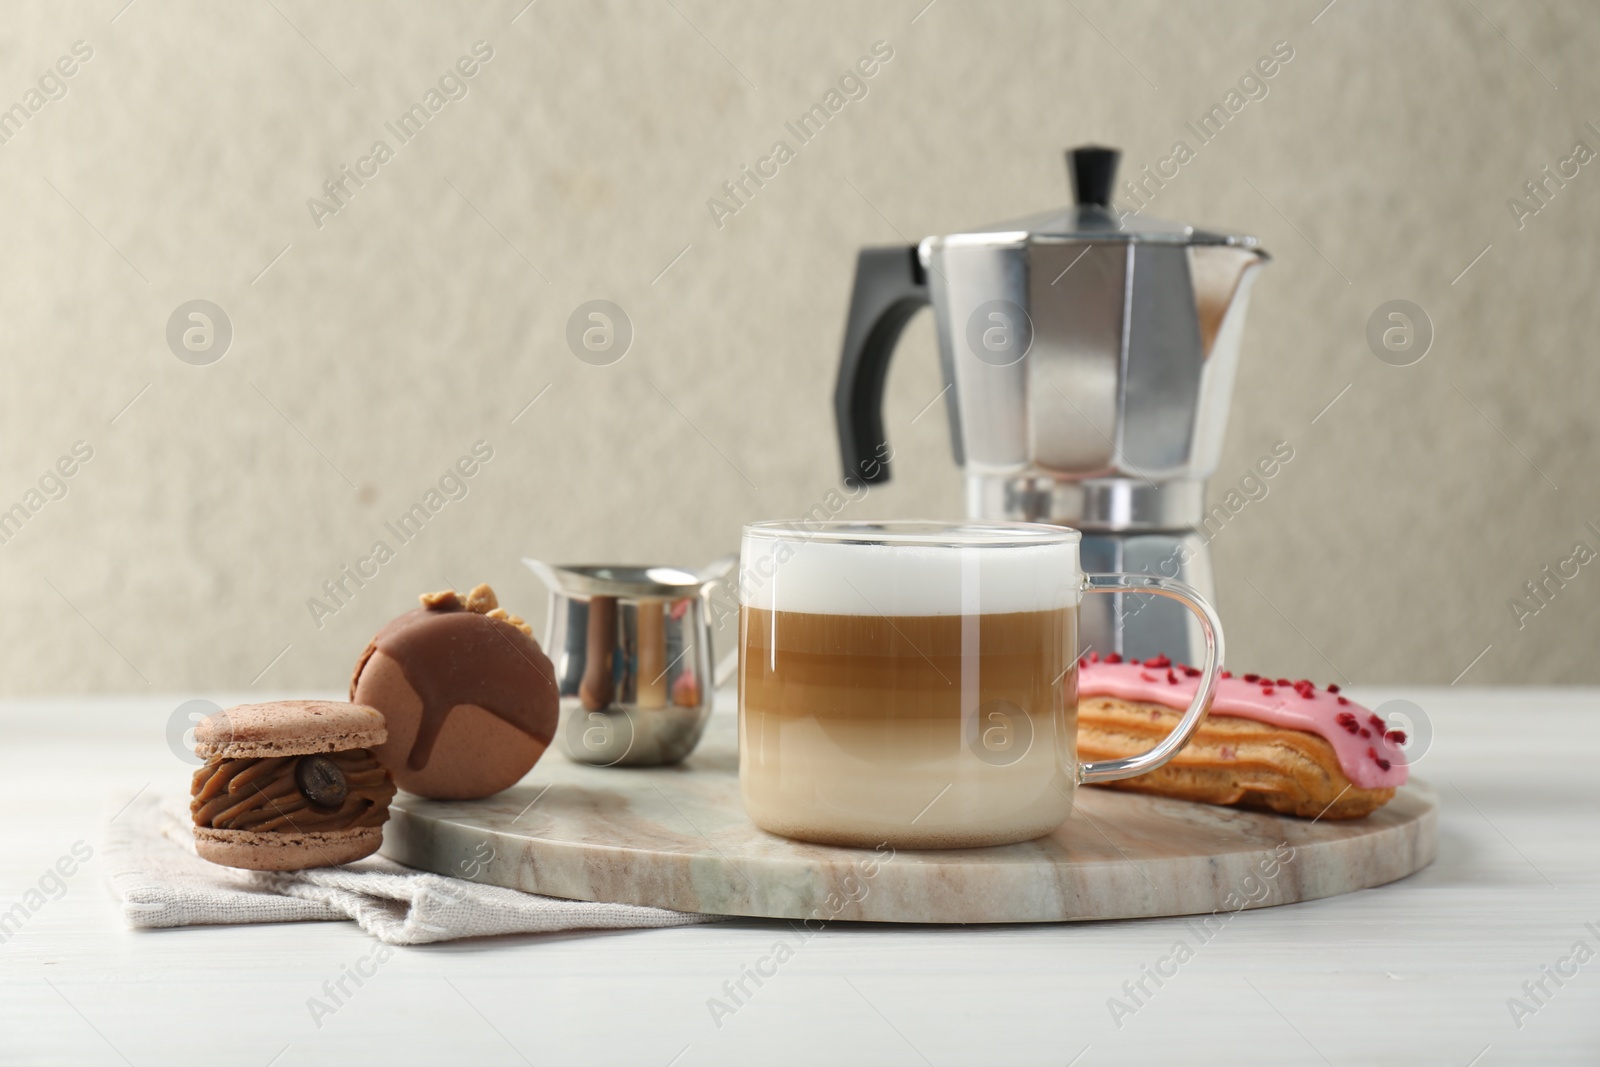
xmin=834 ymin=245 xmax=929 ymax=488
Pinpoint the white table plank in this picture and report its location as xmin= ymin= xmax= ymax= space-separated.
xmin=0 ymin=688 xmax=1596 ymax=1065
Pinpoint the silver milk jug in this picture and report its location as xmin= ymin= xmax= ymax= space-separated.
xmin=523 ymin=557 xmax=738 ymax=767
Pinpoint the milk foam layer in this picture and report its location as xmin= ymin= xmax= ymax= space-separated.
xmin=740 ymin=533 xmax=1080 ymax=616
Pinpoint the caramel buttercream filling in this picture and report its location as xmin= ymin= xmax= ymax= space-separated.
xmin=190 ymin=749 xmax=395 ymax=833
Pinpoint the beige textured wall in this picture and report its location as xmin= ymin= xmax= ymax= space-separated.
xmin=0 ymin=0 xmax=1594 ymax=695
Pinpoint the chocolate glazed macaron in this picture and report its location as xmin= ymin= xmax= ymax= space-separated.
xmin=190 ymin=701 xmax=397 ymax=871
xmin=351 ymin=584 xmax=559 ymax=800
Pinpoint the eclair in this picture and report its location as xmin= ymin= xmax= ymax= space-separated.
xmin=1075 ymin=654 xmax=1409 ymax=819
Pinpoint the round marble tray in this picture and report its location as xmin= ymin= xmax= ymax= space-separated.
xmin=381 ymin=713 xmax=1437 ymax=924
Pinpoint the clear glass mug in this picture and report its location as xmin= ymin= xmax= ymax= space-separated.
xmin=737 ymin=521 xmax=1224 ymax=848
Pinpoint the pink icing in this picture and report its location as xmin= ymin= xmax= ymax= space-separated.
xmin=1076 ymin=655 xmax=1408 ymax=791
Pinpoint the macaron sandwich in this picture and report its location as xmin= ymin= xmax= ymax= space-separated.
xmin=189 ymin=700 xmax=398 ymax=871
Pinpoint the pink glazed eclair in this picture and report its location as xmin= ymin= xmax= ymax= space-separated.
xmin=1076 ymin=654 xmax=1409 ymax=820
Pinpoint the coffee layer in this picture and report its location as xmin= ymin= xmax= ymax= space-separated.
xmin=740 ymin=607 xmax=1074 ymax=718
xmin=739 ymin=606 xmax=1077 ymax=847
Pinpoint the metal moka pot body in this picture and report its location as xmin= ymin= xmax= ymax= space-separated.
xmin=834 ymin=146 xmax=1268 ymax=662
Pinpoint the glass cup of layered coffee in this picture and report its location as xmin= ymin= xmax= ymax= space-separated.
xmin=737 ymin=521 xmax=1224 ymax=849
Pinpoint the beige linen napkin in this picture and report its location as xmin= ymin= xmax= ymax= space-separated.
xmin=103 ymin=791 xmax=716 ymax=944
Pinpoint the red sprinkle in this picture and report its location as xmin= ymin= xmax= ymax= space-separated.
xmin=1367 ymin=747 xmax=1391 ymax=771
xmin=1262 ymin=685 xmax=1276 ymax=696
xmin=1243 ymin=673 xmax=1260 ymax=683
xmin=1089 ymin=651 xmax=1100 ymax=663
xmin=1376 ymin=757 xmax=1392 ymax=771
xmin=1166 ymin=669 xmax=1178 ymax=684
xmin=1337 ymin=696 xmax=1350 ymax=706
xmin=1145 ymin=654 xmax=1172 ymax=669
xmin=1327 ymin=683 xmax=1341 ymax=693
xmin=1360 ymin=728 xmax=1372 ymax=738
xmin=1220 ymin=670 xmax=1233 ymax=679
xmin=1276 ymin=678 xmax=1291 ymax=687
xmin=1140 ymin=671 xmax=1158 ymax=683
xmin=1182 ymin=665 xmax=1202 ymax=678
xmin=1336 ymin=712 xmax=1360 ymax=734
xmin=1385 ymin=729 xmax=1407 ymax=745
xmin=1105 ymin=653 xmax=1123 ymax=664
xmin=1367 ymin=714 xmax=1385 ymax=732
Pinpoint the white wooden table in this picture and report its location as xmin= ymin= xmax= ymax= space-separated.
xmin=1 ymin=689 xmax=1595 ymax=1066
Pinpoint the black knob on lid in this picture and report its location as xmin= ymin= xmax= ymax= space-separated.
xmin=1067 ymin=145 xmax=1120 ymax=207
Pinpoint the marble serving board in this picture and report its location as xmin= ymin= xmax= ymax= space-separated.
xmin=382 ymin=714 xmax=1437 ymax=924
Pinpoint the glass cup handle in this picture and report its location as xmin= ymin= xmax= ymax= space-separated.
xmin=1077 ymin=573 xmax=1226 ymax=786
